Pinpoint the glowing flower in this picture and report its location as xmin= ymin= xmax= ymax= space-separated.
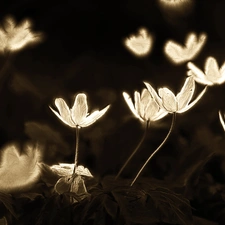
xmin=123 ymin=88 xmax=168 ymax=122
xmin=50 ymin=93 xmax=110 ymax=128
xmin=187 ymin=56 xmax=225 ymax=86
xmin=0 ymin=16 xmax=42 ymax=53
xmin=0 ymin=143 xmax=41 ymax=193
xmin=158 ymin=0 xmax=192 ymax=8
xmin=123 ymin=27 xmax=153 ymax=57
xmin=164 ymin=32 xmax=207 ymax=64
xmin=144 ymin=77 xmax=207 ymax=113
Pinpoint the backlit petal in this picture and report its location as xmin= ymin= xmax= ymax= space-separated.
xmin=177 ymin=86 xmax=207 ymax=113
xmin=204 ymin=57 xmax=221 ymax=83
xmin=177 ymin=77 xmax=195 ymax=110
xmin=71 ymin=94 xmax=88 ymax=125
xmin=80 ymin=105 xmax=110 ymax=127
xmin=123 ymin=92 xmax=142 ymax=120
xmin=159 ymin=88 xmax=177 ymax=112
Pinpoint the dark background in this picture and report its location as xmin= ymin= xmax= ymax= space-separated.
xmin=0 ymin=0 xmax=225 ymax=179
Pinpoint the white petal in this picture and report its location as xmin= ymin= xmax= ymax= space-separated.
xmin=218 ymin=61 xmax=225 ymax=84
xmin=123 ymin=92 xmax=142 ymax=120
xmin=151 ymin=109 xmax=168 ymax=121
xmin=177 ymin=77 xmax=195 ymax=110
xmin=204 ymin=57 xmax=221 ymax=83
xmin=80 ymin=105 xmax=110 ymax=127
xmin=159 ymin=88 xmax=177 ymax=112
xmin=134 ymin=91 xmax=141 ymax=117
xmin=164 ymin=40 xmax=185 ymax=64
xmin=177 ymin=86 xmax=207 ymax=113
xmin=49 ymin=106 xmax=75 ymax=128
xmin=71 ymin=93 xmax=88 ymax=125
xmin=219 ymin=111 xmax=225 ymax=131
xmin=75 ymin=165 xmax=93 ymax=177
xmin=143 ymin=82 xmax=163 ymax=107
xmin=187 ymin=69 xmax=213 ymax=85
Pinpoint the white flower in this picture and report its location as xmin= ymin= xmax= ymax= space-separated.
xmin=164 ymin=32 xmax=207 ymax=64
xmin=187 ymin=56 xmax=225 ymax=86
xmin=123 ymin=27 xmax=153 ymax=57
xmin=123 ymin=88 xmax=168 ymax=122
xmin=51 ymin=164 xmax=93 ymax=177
xmin=0 ymin=16 xmax=43 ymax=53
xmin=49 ymin=93 xmax=110 ymax=128
xmin=0 ymin=143 xmax=41 ymax=193
xmin=158 ymin=0 xmax=192 ymax=7
xmin=144 ymin=77 xmax=207 ymax=113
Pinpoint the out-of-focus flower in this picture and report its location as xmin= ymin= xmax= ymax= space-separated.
xmin=0 ymin=143 xmax=41 ymax=193
xmin=187 ymin=56 xmax=225 ymax=86
xmin=49 ymin=93 xmax=110 ymax=128
xmin=51 ymin=164 xmax=93 ymax=178
xmin=0 ymin=16 xmax=43 ymax=53
xmin=123 ymin=88 xmax=168 ymax=122
xmin=123 ymin=27 xmax=153 ymax=57
xmin=158 ymin=0 xmax=192 ymax=7
xmin=164 ymin=32 xmax=207 ymax=64
xmin=144 ymin=77 xmax=207 ymax=113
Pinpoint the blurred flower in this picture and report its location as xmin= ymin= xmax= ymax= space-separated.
xmin=124 ymin=27 xmax=153 ymax=57
xmin=0 ymin=143 xmax=41 ymax=193
xmin=0 ymin=16 xmax=43 ymax=53
xmin=123 ymin=88 xmax=168 ymax=122
xmin=51 ymin=164 xmax=93 ymax=177
xmin=50 ymin=93 xmax=110 ymax=128
xmin=144 ymin=77 xmax=207 ymax=113
xmin=187 ymin=56 xmax=225 ymax=86
xmin=164 ymin=32 xmax=207 ymax=64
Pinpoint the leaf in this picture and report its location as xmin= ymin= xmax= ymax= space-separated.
xmin=54 ymin=176 xmax=72 ymax=194
xmin=0 ymin=192 xmax=17 ymax=218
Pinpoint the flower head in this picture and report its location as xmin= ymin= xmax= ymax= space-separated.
xmin=123 ymin=27 xmax=153 ymax=57
xmin=164 ymin=32 xmax=207 ymax=64
xmin=50 ymin=93 xmax=110 ymax=128
xmin=0 ymin=16 xmax=43 ymax=53
xmin=187 ymin=56 xmax=225 ymax=86
xmin=123 ymin=88 xmax=168 ymax=122
xmin=144 ymin=77 xmax=206 ymax=113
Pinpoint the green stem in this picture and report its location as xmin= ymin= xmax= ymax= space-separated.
xmin=73 ymin=126 xmax=80 ymax=176
xmin=130 ymin=113 xmax=176 ymax=186
xmin=115 ymin=120 xmax=150 ymax=180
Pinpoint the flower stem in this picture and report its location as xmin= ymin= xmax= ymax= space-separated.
xmin=130 ymin=113 xmax=176 ymax=186
xmin=73 ymin=126 xmax=80 ymax=176
xmin=115 ymin=120 xmax=150 ymax=180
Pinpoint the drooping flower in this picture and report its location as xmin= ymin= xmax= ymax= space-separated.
xmin=0 ymin=16 xmax=43 ymax=53
xmin=51 ymin=164 xmax=93 ymax=178
xmin=144 ymin=76 xmax=207 ymax=113
xmin=123 ymin=27 xmax=153 ymax=57
xmin=187 ymin=56 xmax=225 ymax=86
xmin=123 ymin=88 xmax=168 ymax=122
xmin=49 ymin=93 xmax=110 ymax=128
xmin=164 ymin=32 xmax=207 ymax=64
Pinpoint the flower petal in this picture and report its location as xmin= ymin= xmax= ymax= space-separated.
xmin=80 ymin=105 xmax=110 ymax=127
xmin=144 ymin=98 xmax=160 ymax=121
xmin=159 ymin=88 xmax=177 ymax=112
xmin=134 ymin=91 xmax=141 ymax=117
xmin=143 ymin=82 xmax=163 ymax=108
xmin=50 ymin=98 xmax=75 ymax=127
xmin=204 ymin=57 xmax=221 ymax=84
xmin=123 ymin=92 xmax=142 ymax=121
xmin=71 ymin=93 xmax=88 ymax=125
xmin=151 ymin=109 xmax=168 ymax=121
xmin=187 ymin=69 xmax=213 ymax=85
xmin=219 ymin=111 xmax=225 ymax=131
xmin=177 ymin=77 xmax=195 ymax=111
xmin=177 ymin=86 xmax=207 ymax=113
xmin=218 ymin=61 xmax=225 ymax=84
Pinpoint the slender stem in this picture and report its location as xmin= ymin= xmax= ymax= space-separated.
xmin=130 ymin=113 xmax=176 ymax=186
xmin=73 ymin=126 xmax=80 ymax=176
xmin=115 ymin=120 xmax=150 ymax=180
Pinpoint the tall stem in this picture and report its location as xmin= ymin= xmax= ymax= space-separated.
xmin=73 ymin=126 xmax=80 ymax=176
xmin=115 ymin=120 xmax=150 ymax=180
xmin=130 ymin=113 xmax=176 ymax=186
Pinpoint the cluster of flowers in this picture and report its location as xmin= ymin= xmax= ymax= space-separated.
xmin=0 ymin=14 xmax=225 ymax=200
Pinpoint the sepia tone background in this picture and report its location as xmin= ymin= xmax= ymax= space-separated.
xmin=0 ymin=0 xmax=225 ymax=181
